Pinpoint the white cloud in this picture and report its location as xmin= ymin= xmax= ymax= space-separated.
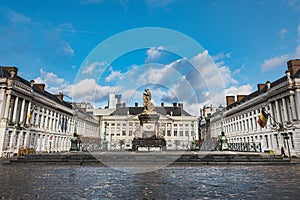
xmin=145 ymin=46 xmax=164 ymax=63
xmin=34 ymin=69 xmax=68 ymax=94
xmin=64 ymin=79 xmax=121 ymax=102
xmin=81 ymin=61 xmax=106 ymax=74
xmin=55 ymin=41 xmax=75 ymax=58
xmin=262 ymin=54 xmax=290 ymax=72
xmin=111 ymin=50 xmax=239 ymax=115
xmin=224 ymin=84 xmax=254 ymax=96
xmin=285 ymin=0 xmax=300 ymax=11
xmin=278 ymin=28 xmax=288 ymax=38
xmin=205 ymin=84 xmax=254 ymax=107
xmin=4 ymin=9 xmax=31 ymax=24
xmin=58 ymin=23 xmax=75 ymax=32
xmin=190 ymin=50 xmax=237 ymax=88
xmin=34 ymin=69 xmax=121 ymax=103
xmin=261 ymin=44 xmax=300 ymax=72
xmin=105 ymin=70 xmax=123 ymax=82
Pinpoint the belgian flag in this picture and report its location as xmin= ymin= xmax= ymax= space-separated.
xmin=257 ymin=108 xmax=268 ymax=128
xmin=27 ymin=107 xmax=35 ymax=123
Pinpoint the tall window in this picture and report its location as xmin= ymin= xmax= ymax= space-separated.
xmin=167 ymin=130 xmax=171 ymax=136
xmin=275 ymin=134 xmax=279 ymax=148
xmin=174 ymin=130 xmax=178 ymax=137
xmin=265 ymin=135 xmax=269 ymax=148
xmin=179 ymin=130 xmax=183 ymax=136
xmin=290 ymin=133 xmax=295 ymax=149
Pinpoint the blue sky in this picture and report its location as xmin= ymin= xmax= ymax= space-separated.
xmin=1 ymin=0 xmax=300 ymax=115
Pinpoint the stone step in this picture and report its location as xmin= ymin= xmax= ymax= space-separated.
xmin=5 ymin=151 xmax=292 ymax=165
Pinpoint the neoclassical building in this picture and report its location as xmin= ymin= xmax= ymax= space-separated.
xmin=0 ymin=66 xmax=99 ymax=157
xmin=72 ymin=103 xmax=100 ymax=151
xmin=208 ymin=59 xmax=300 ymax=156
xmin=95 ymin=103 xmax=199 ymax=150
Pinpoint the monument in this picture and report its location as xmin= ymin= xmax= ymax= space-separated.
xmin=132 ymin=89 xmax=166 ymax=151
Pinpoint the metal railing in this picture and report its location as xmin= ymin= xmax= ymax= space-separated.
xmin=227 ymin=142 xmax=262 ymax=152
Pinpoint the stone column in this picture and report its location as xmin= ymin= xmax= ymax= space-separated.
xmin=274 ymin=100 xmax=281 ymax=123
xmin=289 ymin=92 xmax=297 ymax=120
xmin=35 ymin=108 xmax=40 ymax=127
xmin=268 ymin=102 xmax=274 ymax=125
xmin=3 ymin=93 xmax=11 ymax=119
xmin=26 ymin=101 xmax=31 ymax=125
xmin=24 ymin=132 xmax=30 ymax=148
xmin=12 ymin=97 xmax=19 ymax=123
xmin=16 ymin=131 xmax=21 ymax=148
xmin=0 ymin=89 xmax=6 ymax=118
xmin=293 ymin=89 xmax=300 ymax=120
xmin=19 ymin=99 xmax=26 ymax=124
xmin=9 ymin=131 xmax=15 ymax=152
xmin=40 ymin=108 xmax=45 ymax=128
xmin=49 ymin=111 xmax=53 ymax=131
xmin=44 ymin=109 xmax=49 ymax=129
xmin=282 ymin=97 xmax=289 ymax=122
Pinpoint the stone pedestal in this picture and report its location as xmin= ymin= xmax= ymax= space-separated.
xmin=132 ymin=113 xmax=166 ymax=151
xmin=138 ymin=114 xmax=159 ymax=138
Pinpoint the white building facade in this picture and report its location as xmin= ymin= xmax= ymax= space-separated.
xmin=209 ymin=60 xmax=300 ymax=156
xmin=0 ymin=66 xmax=100 ymax=157
xmin=73 ymin=105 xmax=100 ymax=151
xmin=96 ymin=103 xmax=199 ymax=150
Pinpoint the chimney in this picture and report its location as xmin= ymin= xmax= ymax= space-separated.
xmin=257 ymin=84 xmax=266 ymax=91
xmin=237 ymin=95 xmax=246 ymax=102
xmin=55 ymin=93 xmax=64 ymax=101
xmin=30 ymin=80 xmax=35 ymax=87
xmin=287 ymin=59 xmax=300 ymax=77
xmin=3 ymin=67 xmax=18 ymax=78
xmin=226 ymin=96 xmax=235 ymax=106
xmin=173 ymin=102 xmax=177 ymax=107
xmin=34 ymin=83 xmax=45 ymax=92
xmin=266 ymin=81 xmax=271 ymax=90
xmin=161 ymin=102 xmax=164 ymax=107
xmin=135 ymin=102 xmax=138 ymax=107
xmin=178 ymin=103 xmax=183 ymax=109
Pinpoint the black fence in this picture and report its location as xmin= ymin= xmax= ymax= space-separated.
xmin=227 ymin=142 xmax=262 ymax=152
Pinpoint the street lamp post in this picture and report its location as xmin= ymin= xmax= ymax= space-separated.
xmin=282 ymin=132 xmax=291 ymax=161
xmin=103 ymin=122 xmax=107 ymax=150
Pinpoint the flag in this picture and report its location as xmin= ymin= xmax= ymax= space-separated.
xmin=27 ymin=107 xmax=35 ymax=123
xmin=257 ymin=108 xmax=268 ymax=128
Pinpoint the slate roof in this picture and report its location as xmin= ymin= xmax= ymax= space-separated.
xmin=111 ymin=106 xmax=191 ymax=116
xmin=226 ymin=74 xmax=291 ymax=110
xmin=0 ymin=67 xmax=72 ymax=110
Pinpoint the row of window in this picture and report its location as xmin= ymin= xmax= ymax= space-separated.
xmin=228 ymin=133 xmax=295 ymax=149
xmin=107 ymin=130 xmax=195 ymax=137
xmin=106 ymin=122 xmax=194 ymax=127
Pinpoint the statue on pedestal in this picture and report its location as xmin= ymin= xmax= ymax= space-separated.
xmin=142 ymin=88 xmax=155 ymax=114
xmin=132 ymin=88 xmax=166 ymax=151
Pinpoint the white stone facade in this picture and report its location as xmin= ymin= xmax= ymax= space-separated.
xmin=96 ymin=106 xmax=199 ymax=150
xmin=0 ymin=67 xmax=99 ymax=157
xmin=209 ymin=60 xmax=300 ymax=156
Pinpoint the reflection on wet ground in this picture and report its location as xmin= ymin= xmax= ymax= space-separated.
xmin=0 ymin=165 xmax=299 ymax=199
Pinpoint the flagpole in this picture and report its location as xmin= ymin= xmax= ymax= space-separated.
xmin=261 ymin=107 xmax=280 ymax=127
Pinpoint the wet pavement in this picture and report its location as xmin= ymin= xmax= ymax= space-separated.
xmin=0 ymin=164 xmax=299 ymax=199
